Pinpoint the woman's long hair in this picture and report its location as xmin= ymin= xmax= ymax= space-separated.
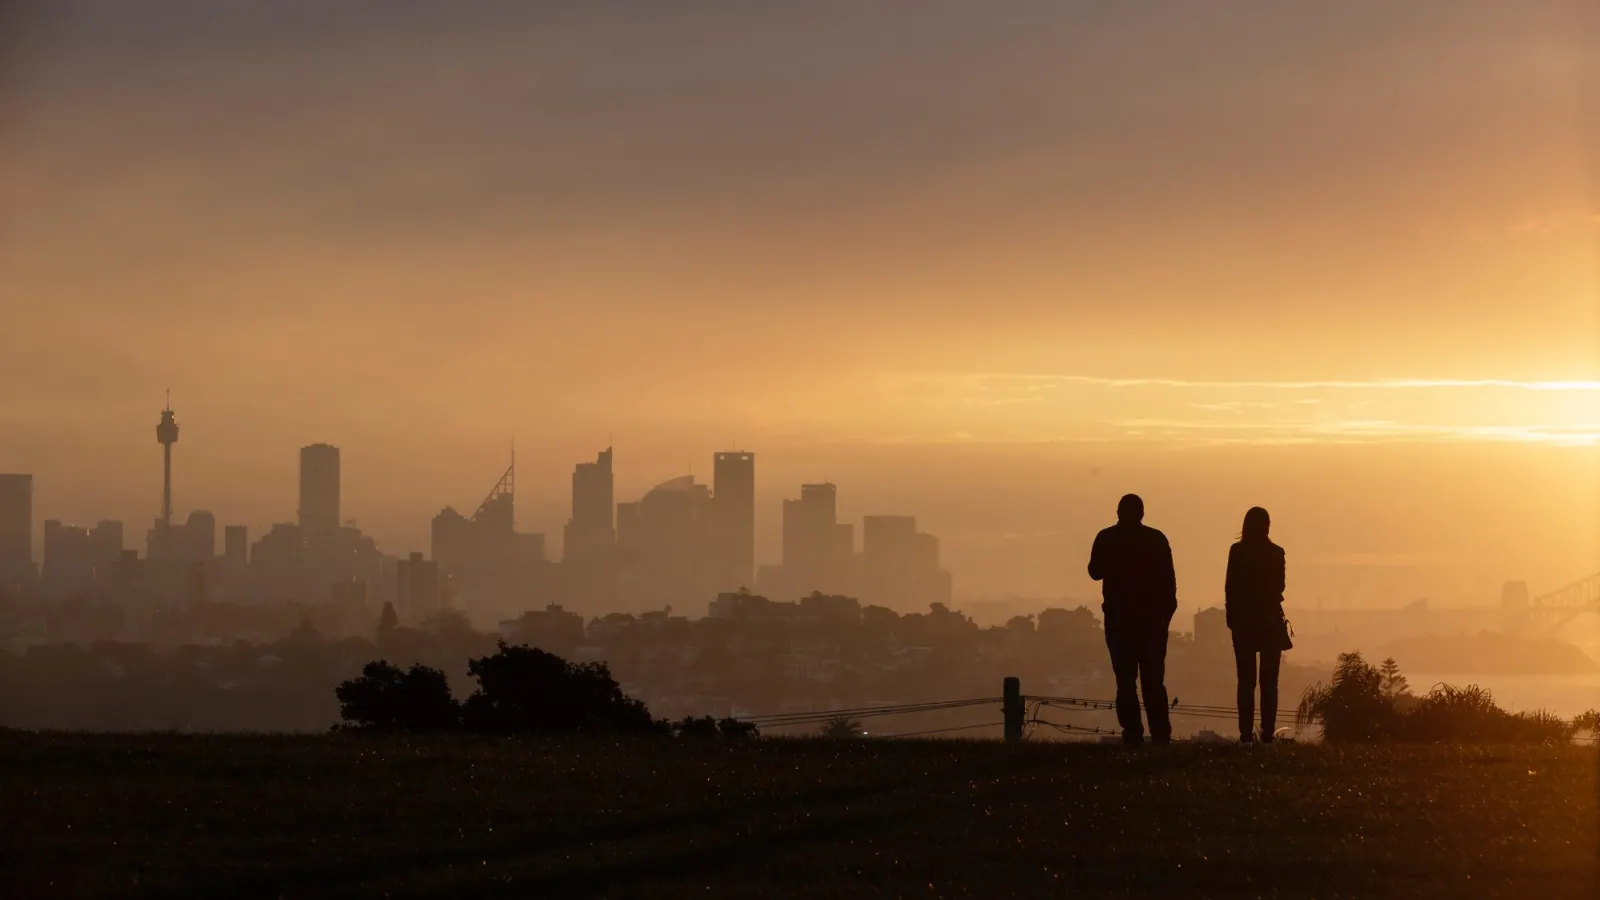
xmin=1241 ymin=506 xmax=1271 ymax=542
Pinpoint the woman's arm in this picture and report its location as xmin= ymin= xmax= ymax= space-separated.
xmin=1274 ymin=545 xmax=1287 ymax=596
xmin=1224 ymin=543 xmax=1239 ymax=627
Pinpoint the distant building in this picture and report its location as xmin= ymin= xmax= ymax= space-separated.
xmin=1193 ymin=606 xmax=1229 ymax=651
xmin=181 ymin=511 xmax=216 ymax=562
xmin=563 ymin=447 xmax=614 ymax=563
xmin=330 ymin=579 xmax=370 ymax=614
xmin=299 ymin=444 xmax=341 ymax=548
xmin=778 ymin=482 xmax=853 ymax=597
xmin=498 ymin=603 xmax=585 ymax=652
xmin=1501 ymin=580 xmax=1531 ymax=633
xmin=429 ymin=456 xmax=546 ymax=620
xmin=710 ymin=451 xmax=755 ymax=591
xmin=616 ymin=475 xmax=714 ymax=611
xmin=0 ymin=474 xmax=32 ymax=579
xmin=396 ymin=552 xmax=442 ymax=622
xmin=860 ymin=514 xmax=951 ymax=609
xmin=42 ymin=520 xmax=95 ymax=598
xmin=223 ymin=525 xmax=249 ymax=566
xmin=89 ymin=520 xmax=124 ymax=570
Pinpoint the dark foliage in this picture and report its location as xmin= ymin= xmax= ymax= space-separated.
xmin=334 ymin=661 xmax=460 ymax=733
xmin=461 ymin=642 xmax=664 ymax=735
xmin=1401 ymin=685 xmax=1573 ymax=745
xmin=672 ymin=715 xmax=756 ymax=739
xmin=1299 ymin=653 xmax=1580 ymax=745
xmin=1296 ymin=652 xmax=1396 ymax=741
xmin=820 ymin=715 xmax=866 ymax=738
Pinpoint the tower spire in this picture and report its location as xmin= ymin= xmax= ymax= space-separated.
xmin=154 ymin=395 xmax=181 ymax=558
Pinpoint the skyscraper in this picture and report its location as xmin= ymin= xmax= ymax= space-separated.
xmin=710 ymin=451 xmax=756 ymax=590
xmin=182 ymin=510 xmax=216 ymax=562
xmin=298 ymin=444 xmax=341 ymax=546
xmin=396 ymin=551 xmax=442 ymax=622
xmin=861 ymin=514 xmax=951 ymax=608
xmin=223 ymin=525 xmax=249 ymax=566
xmin=0 ymin=474 xmax=31 ymax=570
xmin=563 ymin=447 xmax=614 ymax=562
xmin=781 ymin=482 xmax=851 ymax=594
xmin=42 ymin=520 xmax=94 ymax=597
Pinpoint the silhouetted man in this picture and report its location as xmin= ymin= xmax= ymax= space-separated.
xmin=1088 ymin=494 xmax=1177 ymax=745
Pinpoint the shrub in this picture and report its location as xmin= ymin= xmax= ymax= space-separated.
xmin=674 ymin=715 xmax=759 ymax=739
xmin=1296 ymin=652 xmax=1397 ymax=741
xmin=1299 ymin=655 xmax=1581 ymax=745
xmin=335 ymin=661 xmax=460 ymax=733
xmin=460 ymin=642 xmax=665 ymax=735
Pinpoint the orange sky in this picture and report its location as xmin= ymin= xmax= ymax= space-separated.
xmin=1 ymin=2 xmax=1596 ymax=609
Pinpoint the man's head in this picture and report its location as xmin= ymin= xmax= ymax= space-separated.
xmin=1116 ymin=494 xmax=1145 ymax=524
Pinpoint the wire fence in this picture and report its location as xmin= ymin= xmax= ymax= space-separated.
xmin=732 ymin=689 xmax=1600 ymax=743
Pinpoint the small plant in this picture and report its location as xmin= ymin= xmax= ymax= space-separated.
xmin=819 ymin=716 xmax=865 ymax=739
xmin=1295 ymin=652 xmax=1396 ymax=741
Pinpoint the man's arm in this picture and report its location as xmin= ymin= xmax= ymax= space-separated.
xmin=1159 ymin=533 xmax=1178 ymax=618
xmin=1088 ymin=530 xmax=1107 ymax=582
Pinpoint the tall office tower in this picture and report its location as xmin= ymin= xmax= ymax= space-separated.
xmin=563 ymin=447 xmax=614 ymax=562
xmin=298 ymin=444 xmax=341 ymax=547
xmin=152 ymin=400 xmax=180 ymax=559
xmin=88 ymin=520 xmax=124 ymax=572
xmin=396 ymin=551 xmax=442 ymax=622
xmin=782 ymin=482 xmax=850 ymax=594
xmin=710 ymin=451 xmax=756 ymax=590
xmin=861 ymin=514 xmax=951 ymax=608
xmin=862 ymin=515 xmax=919 ymax=607
xmin=0 ymin=474 xmax=32 ymax=572
xmin=182 ymin=510 xmax=217 ymax=562
xmin=223 ymin=525 xmax=249 ymax=566
xmin=41 ymin=520 xmax=94 ymax=597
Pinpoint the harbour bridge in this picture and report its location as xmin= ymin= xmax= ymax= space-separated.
xmin=1529 ymin=572 xmax=1600 ymax=631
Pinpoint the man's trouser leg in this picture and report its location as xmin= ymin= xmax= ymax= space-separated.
xmin=1103 ymin=614 xmax=1144 ymax=743
xmin=1139 ymin=618 xmax=1171 ymax=743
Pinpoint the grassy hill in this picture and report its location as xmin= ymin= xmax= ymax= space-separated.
xmin=2 ymin=733 xmax=1595 ymax=898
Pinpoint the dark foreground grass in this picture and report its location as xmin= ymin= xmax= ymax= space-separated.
xmin=1 ymin=733 xmax=1595 ymax=899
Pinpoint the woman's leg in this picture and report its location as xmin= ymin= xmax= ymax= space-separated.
xmin=1259 ymin=649 xmax=1282 ymax=741
xmin=1233 ymin=638 xmax=1257 ymax=741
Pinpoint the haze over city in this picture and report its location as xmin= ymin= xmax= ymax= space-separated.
xmin=6 ymin=5 xmax=1600 ymax=898
xmin=3 ymin=1 xmax=1598 ymax=609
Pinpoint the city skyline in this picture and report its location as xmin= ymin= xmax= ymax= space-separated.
xmin=2 ymin=393 xmax=1593 ymax=613
xmin=0 ymin=398 xmax=955 ymax=622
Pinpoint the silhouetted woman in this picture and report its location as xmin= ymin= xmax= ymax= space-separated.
xmin=1225 ymin=507 xmax=1289 ymax=743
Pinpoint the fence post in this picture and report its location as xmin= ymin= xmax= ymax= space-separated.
xmin=1003 ymin=676 xmax=1023 ymax=743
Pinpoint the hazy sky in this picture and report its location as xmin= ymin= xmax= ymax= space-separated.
xmin=2 ymin=2 xmax=1597 ymax=609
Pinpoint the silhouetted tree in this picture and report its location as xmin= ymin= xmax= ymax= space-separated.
xmin=718 ymin=717 xmax=758 ymax=739
xmin=461 ymin=642 xmax=663 ymax=735
xmin=335 ymin=661 xmax=460 ymax=732
xmin=674 ymin=715 xmax=758 ymax=739
xmin=1295 ymin=652 xmax=1395 ymax=741
xmin=1378 ymin=657 xmax=1410 ymax=698
xmin=675 ymin=715 xmax=720 ymax=738
xmin=820 ymin=716 xmax=864 ymax=739
xmin=1005 ymin=615 xmax=1036 ymax=633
